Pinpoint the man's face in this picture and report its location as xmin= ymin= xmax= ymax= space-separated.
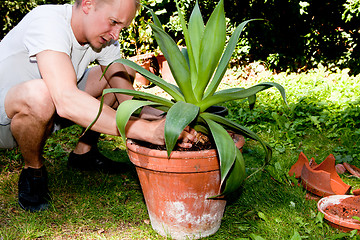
xmin=83 ymin=0 xmax=136 ymax=50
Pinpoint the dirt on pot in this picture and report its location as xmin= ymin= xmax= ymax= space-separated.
xmin=324 ymin=196 xmax=360 ymax=220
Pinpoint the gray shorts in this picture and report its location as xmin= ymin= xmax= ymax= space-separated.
xmin=0 ymin=69 xmax=90 ymax=149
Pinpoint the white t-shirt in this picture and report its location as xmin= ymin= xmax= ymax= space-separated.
xmin=0 ymin=4 xmax=121 ymax=125
xmin=0 ymin=4 xmax=121 ymax=86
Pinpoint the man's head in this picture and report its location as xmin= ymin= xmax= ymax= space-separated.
xmin=74 ymin=0 xmax=139 ymax=49
xmin=75 ymin=0 xmax=140 ymax=9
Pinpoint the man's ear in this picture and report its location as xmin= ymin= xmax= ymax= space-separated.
xmin=82 ymin=0 xmax=94 ymax=14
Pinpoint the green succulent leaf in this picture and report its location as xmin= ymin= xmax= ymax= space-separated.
xmin=248 ymin=94 xmax=257 ymax=110
xmin=204 ymin=19 xmax=257 ymax=98
xmin=105 ymin=58 xmax=184 ymax=102
xmin=194 ymin=0 xmax=226 ymax=100
xmin=221 ymin=147 xmax=246 ymax=195
xmin=175 ymin=0 xmax=198 ymax=91
xmin=200 ymin=82 xmax=287 ymax=111
xmin=142 ymin=4 xmax=162 ymax=27
xmin=188 ymin=1 xmax=204 ymax=69
xmin=201 ymin=112 xmax=272 ymax=175
xmin=187 ymin=0 xmax=204 ymax=89
xmin=165 ymin=101 xmax=199 ymax=156
xmin=212 ymin=147 xmax=246 ymax=197
xmin=116 ymin=100 xmax=160 ymax=144
xmin=85 ymin=88 xmax=172 ymax=134
xmin=203 ymin=117 xmax=237 ymax=186
xmin=181 ymin=47 xmax=190 ymax=68
xmin=150 ymin=23 xmax=197 ymax=103
xmin=106 ymin=88 xmax=173 ymax=106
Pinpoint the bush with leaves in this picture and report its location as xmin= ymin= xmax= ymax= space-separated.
xmin=0 ymin=0 xmax=72 ymax=39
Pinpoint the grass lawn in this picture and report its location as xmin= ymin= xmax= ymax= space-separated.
xmin=1 ymin=64 xmax=360 ymax=239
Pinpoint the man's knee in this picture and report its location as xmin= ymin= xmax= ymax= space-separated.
xmin=5 ymin=79 xmax=56 ymax=121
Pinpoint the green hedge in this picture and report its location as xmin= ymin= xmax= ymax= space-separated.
xmin=2 ymin=0 xmax=360 ymax=74
xmin=0 ymin=0 xmax=71 ymax=39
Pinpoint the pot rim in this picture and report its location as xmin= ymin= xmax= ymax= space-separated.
xmin=126 ymin=134 xmax=245 ymax=159
xmin=318 ymin=195 xmax=360 ymax=230
xmin=126 ymin=134 xmax=245 ymax=173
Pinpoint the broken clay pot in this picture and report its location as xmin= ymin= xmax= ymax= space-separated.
xmin=353 ymin=189 xmax=360 ymax=196
xmin=343 ymin=162 xmax=360 ymax=178
xmin=289 ymin=152 xmax=351 ymax=197
xmin=288 ymin=152 xmax=309 ymax=178
xmin=301 ymin=161 xmax=351 ymax=197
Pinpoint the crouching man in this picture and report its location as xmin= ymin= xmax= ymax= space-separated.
xmin=0 ymin=0 xmax=195 ymax=212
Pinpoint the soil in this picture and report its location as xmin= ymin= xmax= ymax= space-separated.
xmin=132 ymin=133 xmax=214 ymax=152
xmin=324 ymin=196 xmax=360 ymax=220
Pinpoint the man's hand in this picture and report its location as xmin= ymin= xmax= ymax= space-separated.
xmin=177 ymin=126 xmax=197 ymax=148
xmin=149 ymin=119 xmax=197 ymax=148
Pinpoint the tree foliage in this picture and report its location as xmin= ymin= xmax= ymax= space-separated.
xmin=2 ymin=0 xmax=360 ymax=74
xmin=121 ymin=0 xmax=360 ymax=74
xmin=0 ymin=0 xmax=71 ymax=39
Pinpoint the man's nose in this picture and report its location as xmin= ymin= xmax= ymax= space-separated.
xmin=110 ymin=26 xmax=122 ymax=40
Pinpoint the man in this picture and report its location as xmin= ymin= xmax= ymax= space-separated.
xmin=0 ymin=0 xmax=195 ymax=212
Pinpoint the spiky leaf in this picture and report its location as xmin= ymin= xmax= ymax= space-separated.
xmin=150 ymin=24 xmax=196 ymax=103
xmin=194 ymin=0 xmax=226 ymax=100
xmin=200 ymin=82 xmax=287 ymax=111
xmin=204 ymin=117 xmax=237 ymax=186
xmin=164 ymin=101 xmax=199 ymax=156
xmin=106 ymin=58 xmax=184 ymax=102
xmin=204 ymin=19 xmax=256 ymax=98
xmin=218 ymin=147 xmax=246 ymax=196
xmin=116 ymin=100 xmax=160 ymax=144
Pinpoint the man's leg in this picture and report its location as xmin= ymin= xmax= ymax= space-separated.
xmin=67 ymin=65 xmax=134 ymax=173
xmin=5 ymin=79 xmax=56 ymax=212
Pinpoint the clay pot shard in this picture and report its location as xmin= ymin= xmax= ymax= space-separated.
xmin=288 ymin=152 xmax=310 ymax=178
xmin=289 ymin=152 xmax=351 ymax=197
xmin=343 ymin=162 xmax=360 ymax=178
xmin=353 ymin=189 xmax=360 ymax=196
xmin=300 ymin=154 xmax=351 ymax=197
xmin=288 ymin=152 xmax=318 ymax=178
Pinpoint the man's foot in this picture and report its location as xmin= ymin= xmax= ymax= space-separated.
xmin=67 ymin=147 xmax=130 ymax=174
xmin=18 ymin=166 xmax=50 ymax=212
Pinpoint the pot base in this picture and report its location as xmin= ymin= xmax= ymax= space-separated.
xmin=127 ymin=139 xmax=230 ymax=239
xmin=143 ymin=169 xmax=226 ymax=239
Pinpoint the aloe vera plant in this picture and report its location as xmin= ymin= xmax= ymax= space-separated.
xmin=89 ymin=0 xmax=287 ymax=196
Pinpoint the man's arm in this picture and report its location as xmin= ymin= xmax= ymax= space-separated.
xmin=101 ymin=63 xmax=165 ymax=120
xmin=36 ymin=50 xmax=166 ymax=144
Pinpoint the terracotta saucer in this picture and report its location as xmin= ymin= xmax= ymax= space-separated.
xmin=318 ymin=195 xmax=360 ymax=232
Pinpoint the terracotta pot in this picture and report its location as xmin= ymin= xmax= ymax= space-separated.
xmin=156 ymin=54 xmax=176 ymax=85
xmin=136 ymin=60 xmax=151 ymax=86
xmin=318 ymin=195 xmax=360 ymax=232
xmin=126 ymin=135 xmax=245 ymax=239
xmin=129 ymin=53 xmax=155 ymax=86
